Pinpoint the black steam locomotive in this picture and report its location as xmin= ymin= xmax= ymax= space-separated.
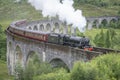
xmin=47 ymin=33 xmax=91 ymax=49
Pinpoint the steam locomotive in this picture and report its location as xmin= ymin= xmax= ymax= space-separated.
xmin=7 ymin=25 xmax=93 ymax=50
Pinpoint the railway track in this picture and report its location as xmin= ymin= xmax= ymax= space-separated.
xmin=93 ymin=47 xmax=120 ymax=54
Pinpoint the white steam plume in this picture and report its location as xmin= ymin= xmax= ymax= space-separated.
xmin=28 ymin=0 xmax=86 ymax=32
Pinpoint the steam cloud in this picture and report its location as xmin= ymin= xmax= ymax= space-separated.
xmin=28 ymin=0 xmax=86 ymax=32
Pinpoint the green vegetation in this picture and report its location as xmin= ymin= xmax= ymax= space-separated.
xmin=0 ymin=0 xmax=43 ymax=30
xmin=110 ymin=20 xmax=120 ymax=29
xmin=0 ymin=25 xmax=6 ymax=61
xmin=74 ymin=0 xmax=120 ymax=7
xmin=0 ymin=60 xmax=14 ymax=80
xmin=0 ymin=0 xmax=42 ymax=21
xmin=34 ymin=68 xmax=70 ymax=80
xmin=74 ymin=0 xmax=120 ymax=17
xmin=93 ymin=29 xmax=118 ymax=48
xmin=71 ymin=53 xmax=120 ymax=80
xmin=76 ymin=28 xmax=120 ymax=50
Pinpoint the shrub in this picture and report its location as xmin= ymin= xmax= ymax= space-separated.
xmin=34 ymin=68 xmax=70 ymax=80
xmin=71 ymin=54 xmax=120 ymax=80
xmin=92 ymin=54 xmax=120 ymax=80
xmin=71 ymin=61 xmax=97 ymax=80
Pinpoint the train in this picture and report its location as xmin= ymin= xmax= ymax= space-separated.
xmin=7 ymin=25 xmax=93 ymax=51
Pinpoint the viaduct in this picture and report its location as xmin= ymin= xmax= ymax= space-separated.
xmin=86 ymin=16 xmax=120 ymax=29
xmin=6 ymin=16 xmax=120 ymax=75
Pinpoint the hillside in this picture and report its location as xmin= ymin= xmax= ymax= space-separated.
xmin=0 ymin=0 xmax=120 ymax=29
xmin=74 ymin=0 xmax=120 ymax=17
xmin=75 ymin=4 xmax=120 ymax=17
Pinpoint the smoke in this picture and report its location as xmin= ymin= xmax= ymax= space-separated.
xmin=28 ymin=0 xmax=86 ymax=32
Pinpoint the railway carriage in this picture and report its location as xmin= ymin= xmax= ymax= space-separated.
xmin=8 ymin=25 xmax=92 ymax=51
xmin=25 ymin=31 xmax=48 ymax=42
xmin=8 ymin=26 xmax=25 ymax=36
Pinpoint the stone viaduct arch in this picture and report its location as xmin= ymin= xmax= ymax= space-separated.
xmin=15 ymin=45 xmax=23 ymax=64
xmin=54 ymin=22 xmax=60 ymax=33
xmin=26 ymin=51 xmax=37 ymax=65
xmin=50 ymin=58 xmax=70 ymax=71
xmin=39 ymin=24 xmax=44 ymax=31
xmin=33 ymin=25 xmax=38 ymax=30
xmin=101 ymin=19 xmax=108 ymax=27
xmin=28 ymin=26 xmax=32 ymax=30
xmin=93 ymin=20 xmax=99 ymax=28
xmin=110 ymin=19 xmax=117 ymax=23
xmin=46 ymin=23 xmax=51 ymax=32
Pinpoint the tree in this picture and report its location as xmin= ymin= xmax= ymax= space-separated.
xmin=93 ymin=29 xmax=105 ymax=47
xmin=105 ymin=29 xmax=111 ymax=48
xmin=34 ymin=68 xmax=70 ymax=80
xmin=92 ymin=54 xmax=120 ymax=80
xmin=71 ymin=54 xmax=120 ymax=80
xmin=93 ymin=28 xmax=118 ymax=49
xmin=71 ymin=61 xmax=97 ymax=80
xmin=112 ymin=34 xmax=120 ymax=50
xmin=0 ymin=24 xmax=6 ymax=61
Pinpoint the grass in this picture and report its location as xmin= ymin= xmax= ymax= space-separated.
xmin=75 ymin=4 xmax=120 ymax=17
xmin=0 ymin=20 xmax=13 ymax=30
xmin=0 ymin=60 xmax=14 ymax=80
xmin=83 ymin=29 xmax=106 ymax=45
xmin=84 ymin=28 xmax=120 ymax=38
xmin=83 ymin=28 xmax=120 ymax=46
xmin=84 ymin=29 xmax=107 ymax=39
xmin=0 ymin=3 xmax=42 ymax=20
